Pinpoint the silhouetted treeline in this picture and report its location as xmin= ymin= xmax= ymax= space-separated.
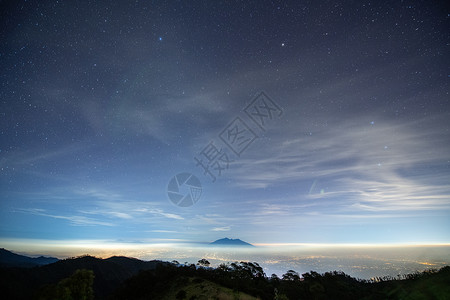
xmin=1 ymin=253 xmax=449 ymax=299
xmin=0 ymin=255 xmax=164 ymax=300
xmin=37 ymin=269 xmax=94 ymax=300
xmin=110 ymin=261 xmax=450 ymax=300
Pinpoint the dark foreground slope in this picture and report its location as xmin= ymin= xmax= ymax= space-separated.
xmin=1 ymin=251 xmax=449 ymax=299
xmin=0 ymin=255 xmax=165 ymax=300
xmin=110 ymin=263 xmax=450 ymax=300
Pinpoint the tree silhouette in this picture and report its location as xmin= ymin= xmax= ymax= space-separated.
xmin=270 ymin=273 xmax=280 ymax=282
xmin=38 ymin=269 xmax=94 ymax=300
xmin=282 ymin=270 xmax=300 ymax=281
xmin=197 ymin=258 xmax=210 ymax=267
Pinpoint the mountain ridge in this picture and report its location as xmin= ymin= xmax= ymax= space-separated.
xmin=0 ymin=248 xmax=59 ymax=268
xmin=210 ymin=237 xmax=254 ymax=247
xmin=0 ymin=248 xmax=449 ymax=299
xmin=0 ymin=250 xmax=166 ymax=299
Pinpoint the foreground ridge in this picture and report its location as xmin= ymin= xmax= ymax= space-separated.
xmin=0 ymin=249 xmax=449 ymax=299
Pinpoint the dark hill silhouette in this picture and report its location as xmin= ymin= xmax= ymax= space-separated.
xmin=0 ymin=248 xmax=58 ymax=268
xmin=1 ymin=248 xmax=449 ymax=300
xmin=210 ymin=237 xmax=254 ymax=246
xmin=111 ymin=262 xmax=450 ymax=300
xmin=0 ymin=253 xmax=166 ymax=300
xmin=36 ymin=255 xmax=162 ymax=297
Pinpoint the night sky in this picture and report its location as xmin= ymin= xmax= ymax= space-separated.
xmin=1 ymin=0 xmax=449 ymax=249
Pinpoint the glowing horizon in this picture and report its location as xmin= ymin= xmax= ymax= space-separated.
xmin=2 ymin=238 xmax=449 ymax=280
xmin=2 ymin=237 xmax=450 ymax=257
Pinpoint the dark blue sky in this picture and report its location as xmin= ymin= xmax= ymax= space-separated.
xmin=1 ymin=0 xmax=449 ymax=247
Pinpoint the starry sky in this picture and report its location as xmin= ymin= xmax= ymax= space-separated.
xmin=1 ymin=0 xmax=449 ymax=249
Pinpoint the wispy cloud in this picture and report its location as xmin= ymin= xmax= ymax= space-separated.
xmin=227 ymin=114 xmax=450 ymax=216
xmin=76 ymin=195 xmax=185 ymax=221
xmin=76 ymin=189 xmax=123 ymax=201
xmin=211 ymin=226 xmax=231 ymax=232
xmin=79 ymin=209 xmax=133 ymax=220
xmin=18 ymin=208 xmax=115 ymax=226
xmin=0 ymin=142 xmax=88 ymax=169
xmin=137 ymin=208 xmax=184 ymax=220
xmin=108 ymin=90 xmax=233 ymax=143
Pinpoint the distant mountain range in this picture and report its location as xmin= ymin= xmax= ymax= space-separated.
xmin=209 ymin=238 xmax=254 ymax=247
xmin=0 ymin=248 xmax=59 ymax=268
